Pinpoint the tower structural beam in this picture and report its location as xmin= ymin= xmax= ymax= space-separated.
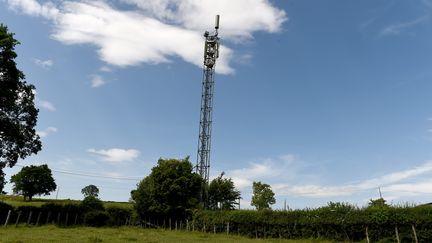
xmin=196 ymin=15 xmax=220 ymax=189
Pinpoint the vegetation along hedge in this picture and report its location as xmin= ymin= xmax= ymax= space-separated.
xmin=192 ymin=203 xmax=432 ymax=242
xmin=0 ymin=201 xmax=134 ymax=227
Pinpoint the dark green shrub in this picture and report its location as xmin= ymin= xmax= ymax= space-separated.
xmin=0 ymin=201 xmax=13 ymax=219
xmin=106 ymin=207 xmax=132 ymax=225
xmin=84 ymin=210 xmax=111 ymax=227
xmin=81 ymin=196 xmax=104 ymax=212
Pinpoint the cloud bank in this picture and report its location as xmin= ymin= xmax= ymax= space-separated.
xmin=6 ymin=0 xmax=287 ymax=74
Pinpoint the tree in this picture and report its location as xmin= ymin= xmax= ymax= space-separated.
xmin=368 ymin=198 xmax=388 ymax=209
xmin=208 ymin=172 xmax=241 ymax=210
xmin=0 ymin=24 xmax=41 ymax=192
xmin=10 ymin=164 xmax=56 ymax=200
xmin=251 ymin=181 xmax=275 ymax=210
xmin=131 ymin=157 xmax=203 ymax=220
xmin=80 ymin=195 xmax=104 ymax=212
xmin=81 ymin=184 xmax=99 ymax=198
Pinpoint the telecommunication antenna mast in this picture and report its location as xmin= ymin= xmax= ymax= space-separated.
xmin=196 ymin=15 xmax=220 ymax=185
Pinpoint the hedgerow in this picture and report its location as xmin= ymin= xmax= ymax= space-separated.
xmin=192 ymin=203 xmax=432 ymax=242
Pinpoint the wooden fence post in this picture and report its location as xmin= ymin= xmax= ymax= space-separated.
xmin=192 ymin=220 xmax=195 ymax=232
xmin=65 ymin=213 xmax=69 ymax=226
xmin=4 ymin=210 xmax=11 ymax=226
xmin=15 ymin=211 xmax=21 ymax=227
xmin=169 ymin=218 xmax=172 ymax=230
xmin=213 ymin=224 xmax=216 ymax=234
xmin=395 ymin=226 xmax=400 ymax=243
xmin=412 ymin=225 xmax=419 ymax=243
xmin=74 ymin=214 xmax=78 ymax=225
xmin=46 ymin=212 xmax=51 ymax=225
xmin=57 ymin=212 xmax=61 ymax=225
xmin=26 ymin=211 xmax=33 ymax=225
xmin=227 ymin=222 xmax=230 ymax=235
xmin=36 ymin=212 xmax=42 ymax=226
xmin=186 ymin=219 xmax=189 ymax=231
xmin=365 ymin=226 xmax=370 ymax=243
xmin=175 ymin=220 xmax=177 ymax=231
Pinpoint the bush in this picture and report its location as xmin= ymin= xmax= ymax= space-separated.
xmin=81 ymin=196 xmax=104 ymax=212
xmin=106 ymin=206 xmax=133 ymax=226
xmin=84 ymin=210 xmax=111 ymax=227
xmin=191 ymin=205 xmax=432 ymax=242
xmin=0 ymin=201 xmax=13 ymax=219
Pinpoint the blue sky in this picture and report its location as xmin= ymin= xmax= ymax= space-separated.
xmin=2 ymin=0 xmax=432 ymax=209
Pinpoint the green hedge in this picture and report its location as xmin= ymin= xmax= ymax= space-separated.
xmin=192 ymin=204 xmax=432 ymax=242
xmin=0 ymin=201 xmax=133 ymax=227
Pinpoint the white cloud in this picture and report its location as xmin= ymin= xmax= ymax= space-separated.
xmin=36 ymin=98 xmax=56 ymax=111
xmin=122 ymin=0 xmax=287 ymax=39
xmin=226 ymin=155 xmax=432 ymax=201
xmin=36 ymin=126 xmax=57 ymax=138
xmin=274 ymin=161 xmax=432 ymax=198
xmin=6 ymin=0 xmax=59 ymax=19
xmin=227 ymin=154 xmax=301 ymax=190
xmin=99 ymin=66 xmax=112 ymax=72
xmin=380 ymin=16 xmax=428 ymax=36
xmin=5 ymin=0 xmax=287 ymax=74
xmin=87 ymin=148 xmax=140 ymax=162
xmin=33 ymin=58 xmax=53 ymax=69
xmin=90 ymin=74 xmax=106 ymax=88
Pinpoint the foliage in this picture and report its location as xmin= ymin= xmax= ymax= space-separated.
xmin=192 ymin=204 xmax=432 ymax=242
xmin=10 ymin=164 xmax=56 ymax=200
xmin=208 ymin=173 xmax=241 ymax=210
xmin=251 ymin=181 xmax=275 ymax=210
xmin=81 ymin=184 xmax=99 ymax=198
xmin=0 ymin=201 xmax=13 ymax=219
xmin=81 ymin=196 xmax=104 ymax=212
xmin=131 ymin=157 xmax=203 ymax=220
xmin=0 ymin=24 xmax=42 ymax=193
xmin=83 ymin=210 xmax=111 ymax=227
xmin=368 ymin=198 xmax=388 ymax=209
xmin=106 ymin=206 xmax=133 ymax=226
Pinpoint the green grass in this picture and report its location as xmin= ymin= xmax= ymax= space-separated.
xmin=0 ymin=225 xmax=336 ymax=243
xmin=0 ymin=195 xmax=132 ymax=209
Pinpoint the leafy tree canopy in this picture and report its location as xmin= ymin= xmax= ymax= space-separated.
xmin=368 ymin=198 xmax=388 ymax=209
xmin=0 ymin=24 xmax=41 ymax=192
xmin=81 ymin=195 xmax=104 ymax=212
xmin=131 ymin=157 xmax=203 ymax=220
xmin=208 ymin=172 xmax=241 ymax=210
xmin=251 ymin=181 xmax=275 ymax=210
xmin=81 ymin=184 xmax=99 ymax=198
xmin=10 ymin=164 xmax=56 ymax=201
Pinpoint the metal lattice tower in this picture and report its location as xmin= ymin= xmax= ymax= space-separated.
xmin=196 ymin=15 xmax=220 ymax=185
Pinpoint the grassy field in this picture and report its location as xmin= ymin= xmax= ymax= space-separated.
xmin=0 ymin=195 xmax=132 ymax=209
xmin=0 ymin=225 xmax=337 ymax=243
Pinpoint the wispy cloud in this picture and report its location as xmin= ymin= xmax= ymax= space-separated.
xmin=274 ymin=161 xmax=432 ymax=198
xmin=5 ymin=0 xmax=287 ymax=74
xmin=226 ymin=154 xmax=302 ymax=190
xmin=6 ymin=0 xmax=59 ymax=19
xmin=36 ymin=98 xmax=56 ymax=111
xmin=227 ymin=155 xmax=432 ymax=202
xmin=380 ymin=16 xmax=428 ymax=36
xmin=90 ymin=74 xmax=106 ymax=88
xmin=37 ymin=126 xmax=58 ymax=138
xmin=87 ymin=148 xmax=140 ymax=162
xmin=33 ymin=58 xmax=53 ymax=69
xmin=99 ymin=66 xmax=112 ymax=72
